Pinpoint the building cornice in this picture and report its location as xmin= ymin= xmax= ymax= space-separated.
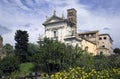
xmin=78 ymin=30 xmax=99 ymax=35
xmin=99 ymin=34 xmax=113 ymax=42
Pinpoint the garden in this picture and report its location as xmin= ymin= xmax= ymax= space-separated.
xmin=0 ymin=30 xmax=120 ymax=79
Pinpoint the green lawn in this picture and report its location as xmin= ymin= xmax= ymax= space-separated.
xmin=9 ymin=62 xmax=35 ymax=78
xmin=19 ymin=62 xmax=35 ymax=75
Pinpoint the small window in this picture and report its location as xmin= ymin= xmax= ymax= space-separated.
xmin=68 ymin=12 xmax=74 ymax=16
xmin=100 ymin=51 xmax=103 ymax=55
xmin=54 ymin=31 xmax=56 ymax=37
xmin=91 ymin=34 xmax=94 ymax=37
xmin=102 ymin=45 xmax=105 ymax=48
xmin=53 ymin=30 xmax=58 ymax=37
xmin=104 ymin=37 xmax=107 ymax=40
xmin=86 ymin=34 xmax=89 ymax=37
xmin=99 ymin=37 xmax=102 ymax=40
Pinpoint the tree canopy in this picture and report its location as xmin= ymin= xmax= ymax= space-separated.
xmin=0 ymin=55 xmax=20 ymax=76
xmin=3 ymin=43 xmax=14 ymax=55
xmin=15 ymin=30 xmax=29 ymax=63
xmin=114 ymin=48 xmax=120 ymax=55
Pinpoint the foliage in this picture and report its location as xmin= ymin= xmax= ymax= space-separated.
xmin=36 ymin=38 xmax=83 ymax=73
xmin=108 ymin=55 xmax=120 ymax=68
xmin=0 ymin=55 xmax=20 ymax=77
xmin=15 ymin=30 xmax=29 ymax=63
xmin=77 ymin=52 xmax=94 ymax=69
xmin=1 ymin=33 xmax=120 ymax=78
xmin=3 ymin=43 xmax=14 ymax=55
xmin=48 ymin=67 xmax=120 ymax=79
xmin=27 ymin=43 xmax=39 ymax=61
xmin=93 ymin=55 xmax=110 ymax=70
xmin=28 ymin=43 xmax=39 ymax=55
xmin=114 ymin=48 xmax=120 ymax=55
xmin=6 ymin=63 xmax=35 ymax=79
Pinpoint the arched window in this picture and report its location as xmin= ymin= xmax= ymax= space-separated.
xmin=53 ymin=30 xmax=57 ymax=37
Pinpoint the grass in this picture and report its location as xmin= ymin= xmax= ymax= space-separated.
xmin=19 ymin=62 xmax=35 ymax=75
xmin=9 ymin=62 xmax=35 ymax=79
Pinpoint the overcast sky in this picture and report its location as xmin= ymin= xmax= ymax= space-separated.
xmin=0 ymin=0 xmax=120 ymax=48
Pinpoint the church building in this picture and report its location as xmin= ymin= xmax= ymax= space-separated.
xmin=41 ymin=8 xmax=113 ymax=56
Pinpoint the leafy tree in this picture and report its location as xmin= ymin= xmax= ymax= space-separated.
xmin=108 ymin=55 xmax=120 ymax=68
xmin=114 ymin=48 xmax=120 ymax=55
xmin=36 ymin=38 xmax=82 ymax=73
xmin=27 ymin=43 xmax=39 ymax=61
xmin=15 ymin=30 xmax=29 ymax=63
xmin=28 ymin=43 xmax=39 ymax=55
xmin=36 ymin=38 xmax=64 ymax=72
xmin=3 ymin=43 xmax=14 ymax=55
xmin=0 ymin=55 xmax=20 ymax=76
xmin=0 ymin=69 xmax=3 ymax=77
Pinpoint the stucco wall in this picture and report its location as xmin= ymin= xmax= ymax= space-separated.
xmin=98 ymin=35 xmax=113 ymax=55
xmin=64 ymin=36 xmax=81 ymax=47
xmin=97 ymin=48 xmax=110 ymax=56
xmin=45 ymin=22 xmax=72 ymax=42
xmin=82 ymin=39 xmax=97 ymax=55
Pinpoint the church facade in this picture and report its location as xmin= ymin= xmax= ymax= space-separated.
xmin=41 ymin=8 xmax=113 ymax=56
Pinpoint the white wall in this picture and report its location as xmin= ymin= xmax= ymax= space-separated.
xmin=45 ymin=22 xmax=72 ymax=42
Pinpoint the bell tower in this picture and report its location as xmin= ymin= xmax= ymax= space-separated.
xmin=0 ymin=35 xmax=3 ymax=58
xmin=67 ymin=8 xmax=77 ymax=35
xmin=0 ymin=35 xmax=3 ymax=48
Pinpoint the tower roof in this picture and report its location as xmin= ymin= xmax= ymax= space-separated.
xmin=67 ymin=8 xmax=77 ymax=12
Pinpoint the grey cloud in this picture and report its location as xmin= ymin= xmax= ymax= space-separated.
xmin=0 ymin=25 xmax=12 ymax=35
xmin=19 ymin=23 xmax=32 ymax=28
xmin=103 ymin=27 xmax=110 ymax=30
xmin=24 ymin=23 xmax=32 ymax=27
xmin=29 ymin=28 xmax=39 ymax=31
xmin=34 ymin=28 xmax=39 ymax=31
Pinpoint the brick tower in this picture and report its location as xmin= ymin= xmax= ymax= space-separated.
xmin=0 ymin=35 xmax=3 ymax=49
xmin=67 ymin=8 xmax=77 ymax=35
xmin=0 ymin=35 xmax=3 ymax=58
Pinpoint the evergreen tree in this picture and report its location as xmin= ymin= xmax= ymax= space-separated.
xmin=15 ymin=30 xmax=29 ymax=63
